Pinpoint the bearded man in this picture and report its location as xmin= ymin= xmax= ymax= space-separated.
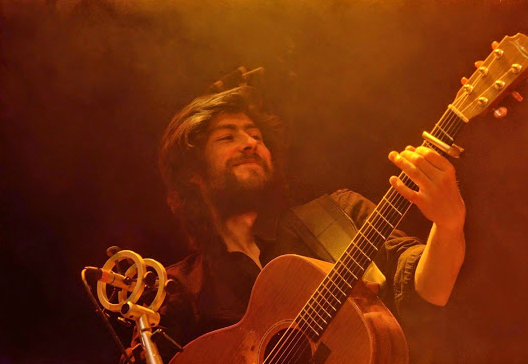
xmin=126 ymin=86 xmax=465 ymax=363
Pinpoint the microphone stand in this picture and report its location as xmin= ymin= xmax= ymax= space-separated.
xmin=120 ymin=302 xmax=163 ymax=364
xmin=81 ymin=268 xmax=134 ymax=364
xmin=82 ymin=249 xmax=183 ymax=364
xmin=138 ymin=314 xmax=162 ymax=364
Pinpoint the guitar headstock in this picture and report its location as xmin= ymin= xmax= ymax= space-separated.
xmin=453 ymin=33 xmax=528 ymax=121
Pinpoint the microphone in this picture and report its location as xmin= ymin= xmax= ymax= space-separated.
xmin=84 ymin=266 xmax=135 ymax=292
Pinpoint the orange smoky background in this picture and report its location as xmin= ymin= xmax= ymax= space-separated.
xmin=1 ymin=1 xmax=528 ymax=363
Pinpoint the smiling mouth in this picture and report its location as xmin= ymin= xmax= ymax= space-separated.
xmin=234 ymin=161 xmax=261 ymax=166
xmin=232 ymin=158 xmax=261 ymax=166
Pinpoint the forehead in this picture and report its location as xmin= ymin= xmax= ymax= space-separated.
xmin=207 ymin=112 xmax=259 ymax=132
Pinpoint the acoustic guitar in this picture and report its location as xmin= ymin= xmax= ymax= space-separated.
xmin=169 ymin=33 xmax=528 ymax=364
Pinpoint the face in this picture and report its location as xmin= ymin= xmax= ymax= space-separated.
xmin=196 ymin=112 xmax=274 ymax=198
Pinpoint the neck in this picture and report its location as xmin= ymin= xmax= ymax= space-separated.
xmin=207 ymin=199 xmax=263 ymax=269
xmin=218 ymin=211 xmax=258 ymax=251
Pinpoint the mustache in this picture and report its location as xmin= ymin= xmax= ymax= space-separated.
xmin=228 ymin=154 xmax=265 ymax=166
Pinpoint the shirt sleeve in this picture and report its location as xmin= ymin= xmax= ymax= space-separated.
xmin=329 ymin=189 xmax=442 ymax=321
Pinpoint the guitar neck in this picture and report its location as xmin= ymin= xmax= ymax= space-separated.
xmin=294 ymin=106 xmax=467 ymax=340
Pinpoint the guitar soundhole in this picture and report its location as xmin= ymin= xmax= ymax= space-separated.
xmin=263 ymin=328 xmax=312 ymax=364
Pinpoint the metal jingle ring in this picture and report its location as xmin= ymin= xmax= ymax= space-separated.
xmin=97 ymin=250 xmax=146 ymax=312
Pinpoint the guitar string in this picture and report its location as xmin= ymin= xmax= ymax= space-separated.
xmin=263 ymin=109 xmax=464 ymax=364
xmin=280 ymin=110 xmax=465 ymax=364
xmin=262 ymin=167 xmax=421 ymax=363
xmin=271 ymin=110 xmax=465 ymax=364
xmin=317 ymin=112 xmax=465 ymax=361
xmin=263 ymin=108 xmax=466 ymax=364
xmin=262 ymin=180 xmax=415 ymax=362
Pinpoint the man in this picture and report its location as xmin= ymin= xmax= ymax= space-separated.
xmin=128 ymin=86 xmax=465 ymax=362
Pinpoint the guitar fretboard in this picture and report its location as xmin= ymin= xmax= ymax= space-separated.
xmin=295 ymin=106 xmax=466 ymax=340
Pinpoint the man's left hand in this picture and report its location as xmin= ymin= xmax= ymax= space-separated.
xmin=388 ymin=145 xmax=466 ymax=231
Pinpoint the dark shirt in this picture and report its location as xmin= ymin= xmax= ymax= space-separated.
xmin=126 ymin=189 xmax=440 ymax=362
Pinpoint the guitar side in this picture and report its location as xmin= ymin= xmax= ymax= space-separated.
xmin=169 ymin=254 xmax=408 ymax=364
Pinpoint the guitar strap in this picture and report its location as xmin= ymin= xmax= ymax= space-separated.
xmin=288 ymin=194 xmax=386 ymax=288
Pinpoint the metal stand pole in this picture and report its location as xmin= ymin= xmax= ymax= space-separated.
xmin=137 ymin=314 xmax=163 ymax=364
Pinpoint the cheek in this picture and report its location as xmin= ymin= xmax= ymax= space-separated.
xmin=260 ymin=146 xmax=273 ymax=166
xmin=206 ymin=147 xmax=231 ymax=171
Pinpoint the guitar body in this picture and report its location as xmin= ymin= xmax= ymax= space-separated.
xmin=169 ymin=254 xmax=408 ymax=364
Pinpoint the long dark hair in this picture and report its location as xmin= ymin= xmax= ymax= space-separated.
xmin=158 ymin=86 xmax=287 ymax=250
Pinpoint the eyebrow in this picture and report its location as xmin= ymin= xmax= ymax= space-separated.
xmin=209 ymin=123 xmax=260 ymax=133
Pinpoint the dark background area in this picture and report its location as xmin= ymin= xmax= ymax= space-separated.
xmin=1 ymin=1 xmax=528 ymax=363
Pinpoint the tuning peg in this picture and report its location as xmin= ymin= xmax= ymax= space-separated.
xmin=492 ymin=41 xmax=500 ymax=50
xmin=460 ymin=77 xmax=469 ymax=85
xmin=475 ymin=60 xmax=484 ymax=68
xmin=493 ymin=107 xmax=508 ymax=119
xmin=511 ymin=91 xmax=524 ymax=102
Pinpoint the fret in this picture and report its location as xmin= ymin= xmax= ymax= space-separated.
xmin=382 ymin=197 xmax=403 ymax=216
xmin=427 ymin=109 xmax=467 ymax=152
xmin=320 ymin=281 xmax=343 ymax=304
xmin=312 ymin=320 xmax=324 ymax=332
xmin=332 ymin=268 xmax=353 ymax=289
xmin=401 ymin=175 xmax=418 ymax=190
xmin=366 ymin=220 xmax=387 ymax=240
xmin=311 ymin=307 xmax=331 ymax=325
xmin=315 ymin=289 xmax=337 ymax=312
xmin=424 ymin=140 xmax=443 ymax=155
xmin=350 ymin=243 xmax=372 ymax=262
xmin=373 ymin=209 xmax=395 ymax=229
xmin=327 ymin=279 xmax=347 ymax=297
xmin=301 ymin=309 xmax=324 ymax=331
xmin=432 ymin=123 xmax=454 ymax=142
xmin=339 ymin=258 xmax=360 ymax=279
xmin=355 ymin=230 xmax=377 ymax=250
xmin=343 ymin=250 xmax=365 ymax=269
xmin=302 ymin=305 xmax=328 ymax=325
xmin=297 ymin=316 xmax=320 ymax=337
xmin=308 ymin=296 xmax=337 ymax=317
xmin=432 ymin=127 xmax=453 ymax=144
xmin=377 ymin=203 xmax=402 ymax=223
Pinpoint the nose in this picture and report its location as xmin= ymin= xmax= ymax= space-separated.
xmin=240 ymin=131 xmax=258 ymax=151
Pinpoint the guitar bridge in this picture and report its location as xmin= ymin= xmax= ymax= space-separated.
xmin=311 ymin=342 xmax=331 ymax=364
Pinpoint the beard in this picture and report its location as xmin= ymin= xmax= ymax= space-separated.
xmin=203 ymin=154 xmax=279 ymax=218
